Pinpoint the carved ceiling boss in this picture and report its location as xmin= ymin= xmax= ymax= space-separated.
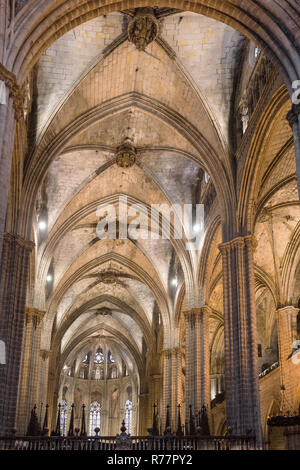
xmin=128 ymin=8 xmax=159 ymax=51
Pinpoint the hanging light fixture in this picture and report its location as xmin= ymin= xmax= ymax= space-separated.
xmin=267 ymin=385 xmax=300 ymax=427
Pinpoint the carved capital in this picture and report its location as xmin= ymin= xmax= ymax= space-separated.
xmin=25 ymin=307 xmax=45 ymax=325
xmin=150 ymin=373 xmax=161 ymax=380
xmin=0 ymin=63 xmax=23 ymax=121
xmin=287 ymin=104 xmax=300 ymax=128
xmin=218 ymin=234 xmax=256 ymax=255
xmin=244 ymin=234 xmax=258 ymax=249
xmin=276 ymin=305 xmax=299 ymax=317
xmin=162 ymin=347 xmax=182 ymax=358
xmin=184 ymin=305 xmax=211 ymax=318
xmin=3 ymin=232 xmax=34 ymax=252
xmin=162 ymin=348 xmax=171 ymax=359
xmin=40 ymin=349 xmax=52 ymax=360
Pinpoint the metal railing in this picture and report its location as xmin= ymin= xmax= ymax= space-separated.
xmin=0 ymin=434 xmax=256 ymax=451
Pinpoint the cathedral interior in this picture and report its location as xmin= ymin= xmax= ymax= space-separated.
xmin=0 ymin=0 xmax=300 ymax=452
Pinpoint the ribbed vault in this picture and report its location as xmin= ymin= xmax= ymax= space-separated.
xmin=3 ymin=3 xmax=299 ymax=439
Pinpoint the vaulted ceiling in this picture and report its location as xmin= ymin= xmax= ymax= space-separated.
xmin=29 ymin=10 xmax=248 ymax=379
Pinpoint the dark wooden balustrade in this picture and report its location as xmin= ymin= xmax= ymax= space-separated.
xmin=0 ymin=434 xmax=256 ymax=450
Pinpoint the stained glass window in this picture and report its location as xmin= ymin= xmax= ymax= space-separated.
xmin=89 ymin=401 xmax=101 ymax=435
xmin=124 ymin=399 xmax=132 ymax=434
xmin=254 ymin=46 xmax=260 ymax=60
xmin=94 ymin=348 xmax=104 ymax=364
xmin=107 ymin=350 xmax=115 ymax=363
xmin=82 ymin=354 xmax=89 ymax=363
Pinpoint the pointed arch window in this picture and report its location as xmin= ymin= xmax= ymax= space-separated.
xmin=60 ymin=400 xmax=68 ymax=436
xmin=204 ymin=172 xmax=210 ymax=184
xmin=82 ymin=353 xmax=90 ymax=363
xmin=107 ymin=350 xmax=115 ymax=363
xmin=89 ymin=401 xmax=101 ymax=435
xmin=124 ymin=399 xmax=132 ymax=434
xmin=254 ymin=46 xmax=260 ymax=60
xmin=94 ymin=348 xmax=104 ymax=364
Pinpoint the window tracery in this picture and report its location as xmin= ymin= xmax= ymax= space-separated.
xmin=89 ymin=401 xmax=101 ymax=435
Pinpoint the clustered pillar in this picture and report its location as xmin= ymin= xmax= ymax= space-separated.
xmin=162 ymin=348 xmax=183 ymax=432
xmin=219 ymin=235 xmax=262 ymax=445
xmin=0 ymin=233 xmax=34 ymax=435
xmin=16 ymin=307 xmax=45 ymax=434
xmin=0 ymin=64 xmax=23 ymax=263
xmin=287 ymin=104 xmax=300 ymax=200
xmin=276 ymin=306 xmax=299 ymax=410
xmin=184 ymin=306 xmax=211 ymax=422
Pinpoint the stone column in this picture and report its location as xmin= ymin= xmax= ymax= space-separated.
xmin=161 ymin=349 xmax=171 ymax=432
xmin=138 ymin=392 xmax=149 ymax=435
xmin=219 ymin=235 xmax=262 ymax=446
xmin=47 ymin=366 xmax=58 ymax=432
xmin=0 ymin=1 xmax=7 ymax=63
xmin=0 ymin=64 xmax=23 ymax=264
xmin=149 ymin=374 xmax=161 ymax=409
xmin=0 ymin=233 xmax=34 ymax=435
xmin=147 ymin=373 xmax=161 ymax=431
xmin=287 ymin=104 xmax=300 ymax=201
xmin=38 ymin=349 xmax=52 ymax=420
xmin=162 ymin=348 xmax=183 ymax=432
xmin=16 ymin=307 xmax=45 ymax=434
xmin=184 ymin=306 xmax=211 ymax=418
xmin=276 ymin=306 xmax=299 ymax=409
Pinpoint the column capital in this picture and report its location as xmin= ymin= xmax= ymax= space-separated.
xmin=138 ymin=392 xmax=149 ymax=398
xmin=0 ymin=63 xmax=23 ymax=121
xmin=3 ymin=232 xmax=34 ymax=252
xmin=276 ymin=305 xmax=299 ymax=316
xmin=287 ymin=104 xmax=300 ymax=128
xmin=161 ymin=347 xmax=182 ymax=357
xmin=149 ymin=373 xmax=161 ymax=380
xmin=218 ymin=234 xmax=257 ymax=254
xmin=25 ymin=307 xmax=45 ymax=323
xmin=40 ymin=349 xmax=52 ymax=360
xmin=183 ymin=305 xmax=211 ymax=317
